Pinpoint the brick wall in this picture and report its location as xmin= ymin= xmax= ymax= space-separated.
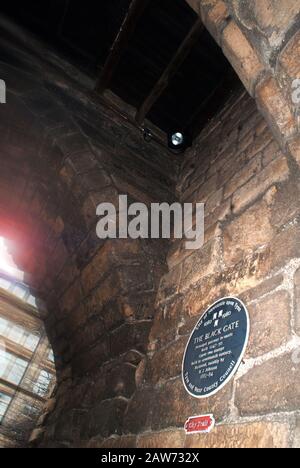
xmin=114 ymin=90 xmax=300 ymax=449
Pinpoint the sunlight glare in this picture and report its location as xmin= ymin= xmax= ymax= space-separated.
xmin=0 ymin=237 xmax=24 ymax=281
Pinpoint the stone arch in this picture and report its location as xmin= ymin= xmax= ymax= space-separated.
xmin=0 ymin=22 xmax=173 ymax=447
xmin=186 ymin=0 xmax=300 ymax=164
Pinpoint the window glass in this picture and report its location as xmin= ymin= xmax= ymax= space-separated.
xmin=0 ymin=317 xmax=40 ymax=352
xmin=23 ymin=403 xmax=39 ymax=417
xmin=8 ymin=324 xmax=23 ymax=344
xmin=27 ymin=295 xmax=36 ymax=308
xmin=48 ymin=349 xmax=54 ymax=363
xmin=24 ymin=334 xmax=40 ymax=352
xmin=11 ymin=285 xmax=27 ymax=300
xmin=0 ymin=317 xmax=8 ymax=335
xmin=0 ymin=278 xmax=10 ymax=291
xmin=33 ymin=370 xmax=52 ymax=397
xmin=0 ymin=349 xmax=28 ymax=386
xmin=0 ymin=392 xmax=11 ymax=423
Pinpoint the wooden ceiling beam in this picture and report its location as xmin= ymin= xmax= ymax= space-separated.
xmin=96 ymin=0 xmax=150 ymax=94
xmin=135 ymin=18 xmax=203 ymax=126
xmin=187 ymin=69 xmax=242 ymax=138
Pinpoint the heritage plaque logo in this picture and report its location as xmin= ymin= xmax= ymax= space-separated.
xmin=182 ymin=297 xmax=250 ymax=399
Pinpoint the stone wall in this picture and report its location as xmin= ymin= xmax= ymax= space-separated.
xmin=0 ymin=18 xmax=178 ymax=448
xmin=111 ymin=89 xmax=300 ymax=449
xmin=0 ymin=1 xmax=299 ymax=448
xmin=186 ymin=0 xmax=300 ymax=166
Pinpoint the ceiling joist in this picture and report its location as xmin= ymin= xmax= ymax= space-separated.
xmin=96 ymin=0 xmax=150 ymax=94
xmin=135 ymin=18 xmax=203 ymax=126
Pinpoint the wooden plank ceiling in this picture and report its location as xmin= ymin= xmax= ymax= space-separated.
xmin=0 ymin=0 xmax=240 ymax=139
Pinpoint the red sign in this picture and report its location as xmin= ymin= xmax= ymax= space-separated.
xmin=184 ymin=415 xmax=215 ymax=434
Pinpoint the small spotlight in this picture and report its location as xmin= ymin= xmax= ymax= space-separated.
xmin=172 ymin=132 xmax=184 ymax=146
xmin=168 ymin=130 xmax=190 ymax=153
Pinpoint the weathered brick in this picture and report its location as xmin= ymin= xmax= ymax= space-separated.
xmin=256 ymin=77 xmax=297 ymax=141
xmin=205 ymin=200 xmax=231 ymax=229
xmin=222 ymin=21 xmax=264 ymax=95
xmin=182 ymin=252 xmax=269 ymax=319
xmin=262 ymin=140 xmax=281 ymax=167
xmin=149 ymin=336 xmax=187 ymax=384
xmin=240 ymin=274 xmax=284 ymax=304
xmin=149 ymin=297 xmax=183 ymax=348
xmin=123 ymin=387 xmax=155 ymax=434
xmin=224 ymin=199 xmax=274 ymax=266
xmin=156 ymin=264 xmax=182 ymax=304
xmin=279 ymin=30 xmax=300 ymax=83
xmin=110 ymin=322 xmax=152 ymax=358
xmin=29 ymin=428 xmax=45 ymax=445
xmin=204 ymin=1 xmax=229 ymax=45
xmin=235 ymin=0 xmax=300 ymax=54
xmin=179 ymin=238 xmax=221 ymax=291
xmin=80 ymin=169 xmax=112 ymax=192
xmin=206 ymin=187 xmax=223 ymax=214
xmin=236 ymin=353 xmax=300 ymax=415
xmin=189 ymin=174 xmax=218 ymax=204
xmin=167 ymin=239 xmax=194 ymax=270
xmin=246 ymin=291 xmax=291 ymax=359
xmin=186 ymin=0 xmax=200 ymax=14
xmin=67 ymin=152 xmax=98 ymax=175
xmin=261 ymin=224 xmax=300 ymax=276
xmin=137 ymin=430 xmax=185 ymax=449
xmin=293 ymin=417 xmax=300 ymax=449
xmin=204 ymin=222 xmax=222 ymax=244
xmin=224 ymin=154 xmax=262 ymax=199
xmin=72 ymin=339 xmax=109 ymax=375
xmin=82 ymin=187 xmax=119 ymax=227
xmin=294 ymin=268 xmax=300 ymax=335
xmin=185 ymin=421 xmax=290 ymax=449
xmin=269 ymin=179 xmax=300 ymax=230
xmin=61 ymin=278 xmax=83 ymax=314
xmin=119 ymin=264 xmax=154 ymax=294
xmin=71 ymin=316 xmax=105 ymax=353
xmin=88 ymin=398 xmax=128 ymax=438
xmin=90 ymin=273 xmax=121 ymax=310
xmin=244 ymin=127 xmax=273 ymax=160
xmin=151 ymin=377 xmax=232 ymax=431
xmin=98 ymin=436 xmax=136 ymax=449
xmin=289 ymin=137 xmax=300 ymax=168
xmin=252 ymin=0 xmax=300 ymax=37
xmin=178 ymin=315 xmax=199 ymax=337
xmin=105 ymin=363 xmax=136 ymax=399
xmin=81 ymin=245 xmax=113 ymax=294
xmin=232 ymin=155 xmax=289 ymax=213
xmin=57 ymin=133 xmax=90 ymax=157
xmin=101 ymin=300 xmax=124 ymax=331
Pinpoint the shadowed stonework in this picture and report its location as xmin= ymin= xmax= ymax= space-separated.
xmin=0 ymin=0 xmax=299 ymax=449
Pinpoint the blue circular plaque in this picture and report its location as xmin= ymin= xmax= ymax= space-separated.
xmin=182 ymin=297 xmax=250 ymax=399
